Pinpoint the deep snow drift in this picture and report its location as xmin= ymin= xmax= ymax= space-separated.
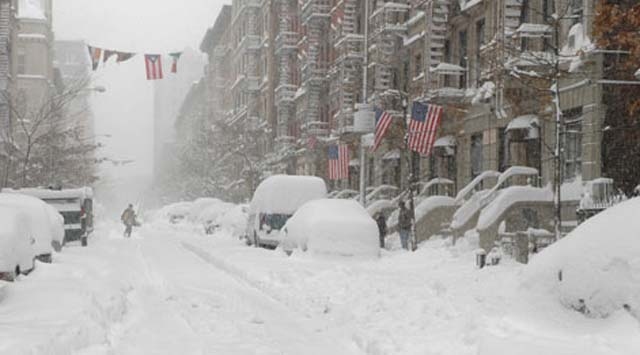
xmin=1 ymin=199 xmax=639 ymax=355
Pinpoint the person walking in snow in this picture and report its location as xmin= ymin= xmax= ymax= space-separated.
xmin=398 ymin=201 xmax=412 ymax=250
xmin=376 ymin=212 xmax=387 ymax=249
xmin=121 ymin=204 xmax=137 ymax=238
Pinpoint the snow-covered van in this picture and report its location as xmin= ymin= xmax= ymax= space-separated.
xmin=0 ymin=207 xmax=36 ymax=281
xmin=246 ymin=175 xmax=327 ymax=248
xmin=2 ymin=188 xmax=94 ymax=247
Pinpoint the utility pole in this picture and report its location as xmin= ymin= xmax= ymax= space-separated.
xmin=358 ymin=0 xmax=371 ymax=206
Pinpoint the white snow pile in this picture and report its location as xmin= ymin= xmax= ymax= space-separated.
xmin=477 ymin=186 xmax=552 ymax=230
xmin=282 ymin=199 xmax=379 ymax=258
xmin=521 ymin=197 xmax=640 ymax=320
xmin=249 ymin=175 xmax=327 ymax=215
xmin=0 ymin=207 xmax=33 ymax=276
xmin=155 ymin=201 xmax=193 ymax=223
xmin=450 ymin=189 xmax=492 ymax=230
xmin=18 ymin=0 xmax=46 ymax=20
xmin=0 ymin=193 xmax=64 ymax=256
xmin=217 ymin=204 xmax=248 ymax=238
xmin=188 ymin=198 xmax=233 ymax=224
xmin=415 ymin=195 xmax=456 ymax=220
xmin=366 ymin=199 xmax=395 ymax=217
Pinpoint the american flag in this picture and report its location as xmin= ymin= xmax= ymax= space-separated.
xmin=371 ymin=108 xmax=393 ymax=152
xmin=408 ymin=102 xmax=443 ymax=156
xmin=144 ymin=54 xmax=163 ymax=80
xmin=328 ymin=145 xmax=349 ymax=180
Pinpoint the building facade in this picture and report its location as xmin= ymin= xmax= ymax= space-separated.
xmin=184 ymin=0 xmax=632 ymax=204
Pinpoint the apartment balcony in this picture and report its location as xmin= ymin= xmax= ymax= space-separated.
xmin=303 ymin=121 xmax=330 ymax=136
xmin=231 ymin=75 xmax=261 ymax=93
xmin=275 ymin=84 xmax=297 ymax=105
xmin=235 ymin=34 xmax=261 ymax=57
xmin=226 ymin=106 xmax=248 ymax=126
xmin=301 ymin=0 xmax=331 ymax=24
xmin=275 ymin=31 xmax=298 ymax=53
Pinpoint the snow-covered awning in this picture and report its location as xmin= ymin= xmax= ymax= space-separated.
xmin=515 ymin=23 xmax=552 ymax=38
xmin=349 ymin=158 xmax=360 ymax=167
xmin=430 ymin=62 xmax=467 ymax=75
xmin=382 ymin=149 xmax=401 ymax=160
xmin=434 ymin=135 xmax=456 ymax=148
xmin=506 ymin=115 xmax=540 ymax=139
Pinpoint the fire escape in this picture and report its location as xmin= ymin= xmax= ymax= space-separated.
xmin=300 ymin=0 xmax=331 ymax=138
xmin=330 ymin=0 xmax=364 ymax=134
xmin=274 ymin=0 xmax=299 ymax=150
xmin=368 ymin=1 xmax=409 ymax=107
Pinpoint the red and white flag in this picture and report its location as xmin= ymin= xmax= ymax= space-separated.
xmin=408 ymin=102 xmax=443 ymax=156
xmin=328 ymin=144 xmax=349 ymax=180
xmin=169 ymin=52 xmax=182 ymax=73
xmin=144 ymin=54 xmax=163 ymax=80
xmin=87 ymin=45 xmax=102 ymax=71
xmin=371 ymin=108 xmax=393 ymax=152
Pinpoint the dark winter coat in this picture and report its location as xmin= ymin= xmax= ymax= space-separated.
xmin=121 ymin=208 xmax=136 ymax=226
xmin=398 ymin=207 xmax=412 ymax=231
xmin=376 ymin=214 xmax=387 ymax=237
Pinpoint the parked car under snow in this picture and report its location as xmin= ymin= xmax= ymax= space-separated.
xmin=246 ymin=175 xmax=327 ymax=248
xmin=280 ymin=199 xmax=379 ymax=258
xmin=0 ymin=207 xmax=37 ymax=281
xmin=0 ymin=193 xmax=64 ymax=262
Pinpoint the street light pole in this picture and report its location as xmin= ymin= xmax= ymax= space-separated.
xmin=358 ymin=0 xmax=370 ymax=206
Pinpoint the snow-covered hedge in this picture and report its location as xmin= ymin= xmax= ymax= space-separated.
xmin=282 ymin=199 xmax=379 ymax=258
xmin=521 ymin=197 xmax=640 ymax=319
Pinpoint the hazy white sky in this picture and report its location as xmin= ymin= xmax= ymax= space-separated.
xmin=53 ymin=0 xmax=224 ymax=186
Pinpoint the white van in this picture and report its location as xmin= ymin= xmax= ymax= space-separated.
xmin=246 ymin=175 xmax=327 ymax=248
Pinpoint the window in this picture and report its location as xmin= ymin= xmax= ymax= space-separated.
xmin=459 ymin=30 xmax=468 ymax=89
xmin=563 ymin=107 xmax=583 ymax=180
xmin=498 ymin=128 xmax=508 ymax=172
xmin=444 ymin=40 xmax=452 ymax=87
xmin=17 ymin=50 xmax=26 ymax=75
xmin=470 ymin=133 xmax=483 ymax=178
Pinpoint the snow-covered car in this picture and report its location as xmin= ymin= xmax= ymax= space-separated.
xmin=158 ymin=201 xmax=193 ymax=224
xmin=281 ymin=199 xmax=380 ymax=258
xmin=521 ymin=197 xmax=640 ymax=319
xmin=0 ymin=206 xmax=36 ymax=281
xmin=0 ymin=193 xmax=63 ymax=263
xmin=247 ymin=175 xmax=327 ymax=248
xmin=2 ymin=187 xmax=94 ymax=247
xmin=191 ymin=199 xmax=234 ymax=234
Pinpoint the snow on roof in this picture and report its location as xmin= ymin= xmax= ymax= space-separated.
xmin=471 ymin=81 xmax=496 ymax=104
xmin=460 ymin=0 xmax=484 ymax=12
xmin=405 ymin=11 xmax=425 ymax=27
xmin=521 ymin=196 xmax=640 ymax=319
xmin=2 ymin=187 xmax=93 ymax=200
xmin=434 ymin=135 xmax=456 ymax=148
xmin=18 ymin=0 xmax=46 ymax=20
xmin=403 ymin=31 xmax=425 ymax=47
xmin=349 ymin=158 xmax=360 ymax=167
xmin=506 ymin=114 xmax=539 ymax=131
xmin=477 ymin=186 xmax=552 ymax=230
xmin=430 ymin=62 xmax=467 ymax=75
xmin=382 ymin=149 xmax=401 ymax=160
xmin=561 ymin=23 xmax=594 ymax=57
xmin=250 ymin=175 xmax=327 ymax=215
xmin=282 ymin=199 xmax=379 ymax=258
xmin=515 ymin=23 xmax=553 ymax=38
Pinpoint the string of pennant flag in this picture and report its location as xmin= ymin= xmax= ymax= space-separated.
xmin=87 ymin=45 xmax=183 ymax=80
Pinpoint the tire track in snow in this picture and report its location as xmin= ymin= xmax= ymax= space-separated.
xmin=180 ymin=240 xmax=364 ymax=355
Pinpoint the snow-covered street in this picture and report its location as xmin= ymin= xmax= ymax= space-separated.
xmin=2 ymin=214 xmax=639 ymax=355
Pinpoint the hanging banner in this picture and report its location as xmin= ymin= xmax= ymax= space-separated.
xmin=116 ymin=51 xmax=136 ymax=63
xmin=169 ymin=52 xmax=183 ymax=73
xmin=144 ymin=54 xmax=163 ymax=80
xmin=87 ymin=45 xmax=102 ymax=71
xmin=103 ymin=50 xmax=117 ymax=64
